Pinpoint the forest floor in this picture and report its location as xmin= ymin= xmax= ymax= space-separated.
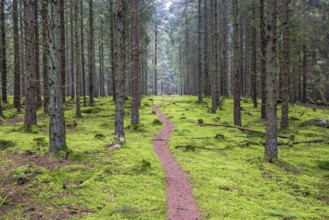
xmin=0 ymin=96 xmax=328 ymax=219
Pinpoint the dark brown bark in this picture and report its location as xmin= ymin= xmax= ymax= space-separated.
xmin=20 ymin=1 xmax=26 ymax=97
xmin=88 ymin=0 xmax=94 ymax=106
xmin=70 ymin=0 xmax=74 ymax=100
xmin=280 ymin=0 xmax=290 ymax=128
xmin=0 ymin=99 xmax=3 ymax=117
xmin=48 ymin=0 xmax=67 ymax=154
xmin=260 ymin=0 xmax=267 ymax=119
xmin=251 ymin=5 xmax=258 ymax=108
xmin=114 ymin=0 xmax=125 ymax=142
xmin=233 ymin=0 xmax=241 ymax=126
xmin=1 ymin=0 xmax=7 ymax=103
xmin=203 ymin=0 xmax=210 ymax=96
xmin=131 ymin=0 xmax=140 ymax=125
xmin=265 ymin=0 xmax=278 ymax=162
xmin=42 ymin=0 xmax=49 ymax=115
xmin=60 ymin=0 xmax=66 ymax=102
xmin=109 ymin=0 xmax=115 ymax=98
xmin=99 ymin=16 xmax=105 ymax=97
xmin=221 ymin=0 xmax=228 ymax=96
xmin=24 ymin=0 xmax=38 ymax=129
xmin=13 ymin=0 xmax=21 ymax=111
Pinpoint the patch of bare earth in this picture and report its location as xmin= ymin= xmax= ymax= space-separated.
xmin=152 ymin=104 xmax=202 ymax=220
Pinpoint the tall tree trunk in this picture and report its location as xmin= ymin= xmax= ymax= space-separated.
xmin=42 ymin=0 xmax=49 ymax=115
xmin=265 ymin=0 xmax=278 ymax=162
xmin=153 ymin=20 xmax=158 ymax=95
xmin=131 ymin=0 xmax=140 ymax=125
xmin=35 ymin=1 xmax=41 ymax=108
xmin=75 ymin=0 xmax=81 ymax=117
xmin=260 ymin=0 xmax=267 ymax=119
xmin=70 ymin=0 xmax=75 ymax=100
xmin=24 ymin=0 xmax=38 ymax=129
xmin=185 ymin=0 xmax=190 ymax=95
xmin=48 ymin=0 xmax=67 ymax=154
xmin=114 ymin=0 xmax=125 ymax=142
xmin=13 ymin=0 xmax=21 ymax=111
xmin=20 ymin=1 xmax=26 ymax=97
xmin=302 ymin=45 xmax=307 ymax=103
xmin=280 ymin=0 xmax=290 ymax=128
xmin=251 ymin=5 xmax=258 ymax=108
xmin=60 ymin=0 xmax=66 ymax=102
xmin=1 ymin=0 xmax=7 ymax=103
xmin=99 ymin=16 xmax=105 ymax=97
xmin=81 ymin=0 xmax=86 ymax=106
xmin=88 ymin=0 xmax=94 ymax=105
xmin=211 ymin=0 xmax=219 ymax=113
xmin=109 ymin=0 xmax=115 ymax=99
xmin=203 ymin=0 xmax=210 ymax=97
xmin=197 ymin=0 xmax=202 ymax=103
xmin=221 ymin=0 xmax=228 ymax=96
xmin=233 ymin=0 xmax=241 ymax=126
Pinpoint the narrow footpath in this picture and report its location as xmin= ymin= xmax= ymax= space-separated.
xmin=152 ymin=104 xmax=201 ymax=220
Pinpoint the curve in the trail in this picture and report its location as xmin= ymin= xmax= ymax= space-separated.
xmin=152 ymin=104 xmax=201 ymax=220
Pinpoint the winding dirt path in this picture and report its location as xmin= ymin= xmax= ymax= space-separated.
xmin=152 ymin=104 xmax=201 ymax=220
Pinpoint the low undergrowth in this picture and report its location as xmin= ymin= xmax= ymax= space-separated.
xmin=158 ymin=96 xmax=329 ymax=219
xmin=0 ymin=97 xmax=166 ymax=219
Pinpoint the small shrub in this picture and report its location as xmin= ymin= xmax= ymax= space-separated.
xmin=215 ymin=134 xmax=225 ymax=140
xmin=94 ymin=133 xmax=106 ymax=139
xmin=152 ymin=119 xmax=162 ymax=125
xmin=185 ymin=145 xmax=196 ymax=152
xmin=33 ymin=137 xmax=47 ymax=147
xmin=198 ymin=119 xmax=204 ymax=124
xmin=0 ymin=139 xmax=15 ymax=150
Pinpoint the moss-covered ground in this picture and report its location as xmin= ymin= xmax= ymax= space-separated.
xmin=0 ymin=97 xmax=166 ymax=219
xmin=0 ymin=96 xmax=328 ymax=219
xmin=157 ymin=96 xmax=329 ymax=219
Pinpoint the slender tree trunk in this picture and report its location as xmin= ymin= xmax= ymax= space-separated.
xmin=99 ymin=16 xmax=105 ymax=97
xmin=114 ymin=0 xmax=125 ymax=142
xmin=109 ymin=0 xmax=115 ymax=99
xmin=0 ymin=99 xmax=3 ymax=117
xmin=75 ymin=0 xmax=81 ymax=117
xmin=88 ymin=0 xmax=94 ymax=105
xmin=221 ymin=0 xmax=228 ymax=96
xmin=251 ymin=5 xmax=258 ymax=108
xmin=233 ymin=0 xmax=241 ymax=126
xmin=60 ymin=0 xmax=66 ymax=102
xmin=35 ymin=1 xmax=41 ymax=108
xmin=70 ymin=0 xmax=75 ymax=100
xmin=131 ymin=0 xmax=140 ymax=125
xmin=24 ymin=0 xmax=38 ymax=129
xmin=20 ymin=1 xmax=26 ymax=97
xmin=280 ymin=0 xmax=290 ymax=128
xmin=81 ymin=0 xmax=86 ymax=106
xmin=260 ymin=0 xmax=267 ymax=119
xmin=1 ymin=0 xmax=7 ymax=103
xmin=185 ymin=0 xmax=190 ymax=95
xmin=302 ymin=45 xmax=307 ymax=103
xmin=197 ymin=0 xmax=202 ymax=103
xmin=265 ymin=0 xmax=278 ymax=162
xmin=203 ymin=0 xmax=210 ymax=97
xmin=212 ymin=0 xmax=220 ymax=113
xmin=13 ymin=0 xmax=21 ymax=111
xmin=153 ymin=20 xmax=158 ymax=95
xmin=48 ymin=0 xmax=67 ymax=154
xmin=42 ymin=0 xmax=49 ymax=115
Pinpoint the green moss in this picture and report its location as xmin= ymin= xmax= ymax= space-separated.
xmin=0 ymin=139 xmax=15 ymax=150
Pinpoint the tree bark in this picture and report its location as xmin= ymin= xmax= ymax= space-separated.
xmin=114 ymin=0 xmax=125 ymax=142
xmin=88 ymin=0 xmax=94 ymax=105
xmin=251 ymin=5 xmax=258 ymax=108
xmin=60 ymin=0 xmax=66 ymax=102
xmin=131 ymin=0 xmax=140 ymax=125
xmin=75 ymin=0 xmax=81 ymax=117
xmin=197 ymin=0 xmax=202 ymax=103
xmin=233 ymin=0 xmax=241 ymax=126
xmin=221 ymin=0 xmax=228 ymax=96
xmin=35 ymin=1 xmax=41 ymax=108
xmin=265 ymin=0 xmax=278 ymax=162
xmin=24 ymin=0 xmax=38 ymax=129
xmin=81 ymin=0 xmax=86 ymax=107
xmin=260 ymin=0 xmax=267 ymax=119
xmin=13 ymin=0 xmax=21 ymax=111
xmin=302 ymin=45 xmax=307 ymax=103
xmin=153 ymin=19 xmax=158 ymax=95
xmin=70 ymin=0 xmax=75 ymax=100
xmin=203 ymin=0 xmax=210 ymax=97
xmin=48 ymin=0 xmax=67 ymax=154
xmin=42 ymin=0 xmax=49 ymax=115
xmin=280 ymin=0 xmax=290 ymax=128
xmin=1 ymin=0 xmax=7 ymax=103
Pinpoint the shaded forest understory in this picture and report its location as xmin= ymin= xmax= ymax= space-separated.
xmin=0 ymin=96 xmax=328 ymax=219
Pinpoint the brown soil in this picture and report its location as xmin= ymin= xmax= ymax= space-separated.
xmin=152 ymin=104 xmax=202 ymax=220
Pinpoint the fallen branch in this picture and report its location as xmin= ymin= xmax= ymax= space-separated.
xmin=292 ymin=139 xmax=328 ymax=145
xmin=201 ymin=123 xmax=291 ymax=139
